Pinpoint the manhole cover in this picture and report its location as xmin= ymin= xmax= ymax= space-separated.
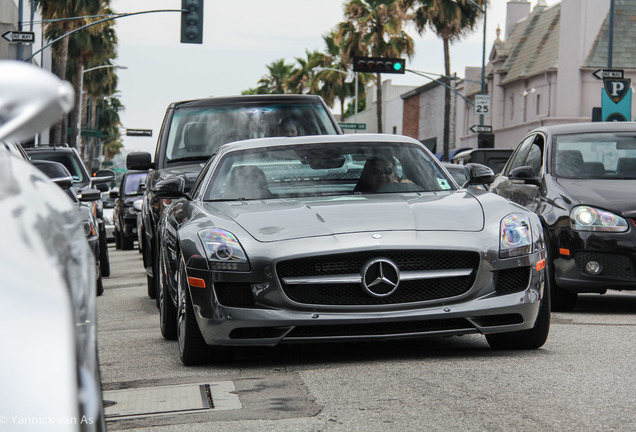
xmin=103 ymin=381 xmax=241 ymax=420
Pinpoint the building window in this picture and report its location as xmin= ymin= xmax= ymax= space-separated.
xmin=536 ymin=94 xmax=541 ymax=115
xmin=392 ymin=126 xmax=397 ymax=134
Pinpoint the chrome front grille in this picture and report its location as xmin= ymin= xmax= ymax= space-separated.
xmin=276 ymin=251 xmax=479 ymax=306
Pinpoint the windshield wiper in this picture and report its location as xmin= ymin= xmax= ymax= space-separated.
xmin=167 ymin=155 xmax=211 ymax=163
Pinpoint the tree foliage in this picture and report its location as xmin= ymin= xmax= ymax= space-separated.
xmin=34 ymin=0 xmax=124 ymax=162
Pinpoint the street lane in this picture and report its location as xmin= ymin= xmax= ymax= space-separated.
xmin=98 ymin=245 xmax=636 ymax=431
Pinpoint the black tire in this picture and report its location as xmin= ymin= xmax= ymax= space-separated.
xmin=114 ymin=228 xmax=121 ymax=250
xmin=147 ymin=275 xmax=156 ymax=299
xmin=121 ymin=230 xmax=134 ymax=250
xmin=96 ymin=276 xmax=104 ymax=296
xmin=99 ymin=227 xmax=110 ymax=278
xmin=177 ymin=257 xmax=209 ymax=366
xmin=176 ymin=257 xmax=233 ymax=366
xmin=159 ymin=255 xmax=177 ymax=340
xmin=545 ymin=227 xmax=578 ymax=312
xmin=486 ymin=233 xmax=552 ymax=350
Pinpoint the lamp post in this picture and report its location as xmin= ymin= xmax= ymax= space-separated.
xmin=312 ymin=66 xmax=358 ymax=123
xmin=77 ymin=64 xmax=127 ymax=156
xmin=463 ymin=0 xmax=487 ymax=126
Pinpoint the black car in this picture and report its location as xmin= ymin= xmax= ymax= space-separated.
xmin=112 ymin=170 xmax=147 ymax=250
xmin=127 ymin=94 xmax=343 ymax=300
xmin=25 ymin=144 xmax=114 ymax=278
xmin=490 ymin=122 xmax=636 ymax=311
xmin=31 ymin=160 xmax=106 ymax=295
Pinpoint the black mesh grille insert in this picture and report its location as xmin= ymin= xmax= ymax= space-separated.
xmin=495 ymin=267 xmax=531 ymax=294
xmin=283 ymin=277 xmax=474 ymax=305
xmin=277 ymin=251 xmax=479 ymax=306
xmin=472 ymin=314 xmax=524 ymax=327
xmin=574 ymin=251 xmax=636 ymax=280
xmin=286 ymin=318 xmax=473 ymax=338
xmin=214 ymin=283 xmax=255 ymax=307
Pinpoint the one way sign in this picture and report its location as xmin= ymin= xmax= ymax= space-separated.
xmin=2 ymin=31 xmax=35 ymax=43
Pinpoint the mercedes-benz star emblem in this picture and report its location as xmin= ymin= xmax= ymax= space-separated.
xmin=361 ymin=258 xmax=400 ymax=297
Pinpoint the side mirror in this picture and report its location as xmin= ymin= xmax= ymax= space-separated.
xmin=132 ymin=199 xmax=143 ymax=212
xmin=509 ymin=166 xmax=541 ymax=185
xmin=127 ymin=152 xmax=154 ymax=170
xmin=109 ymin=189 xmax=120 ymax=199
xmin=31 ymin=160 xmax=74 ymax=190
xmin=153 ymin=176 xmax=186 ymax=199
xmin=463 ymin=163 xmax=495 ymax=186
xmin=91 ymin=169 xmax=115 ymax=187
xmin=79 ymin=189 xmax=101 ymax=202
xmin=0 ymin=61 xmax=74 ymax=142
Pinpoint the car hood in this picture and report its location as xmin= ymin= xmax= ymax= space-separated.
xmin=159 ymin=163 xmax=205 ymax=191
xmin=555 ymin=178 xmax=636 ymax=217
xmin=204 ymin=191 xmax=484 ymax=242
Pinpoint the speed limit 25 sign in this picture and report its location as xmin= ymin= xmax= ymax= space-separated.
xmin=475 ymin=94 xmax=490 ymax=115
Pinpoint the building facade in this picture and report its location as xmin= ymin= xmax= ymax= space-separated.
xmin=403 ymin=0 xmax=636 ymax=155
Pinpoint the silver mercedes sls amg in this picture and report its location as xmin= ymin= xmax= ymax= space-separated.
xmin=155 ymin=133 xmax=550 ymax=365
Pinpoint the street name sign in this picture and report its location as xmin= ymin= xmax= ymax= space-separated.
xmin=470 ymin=124 xmax=493 ymax=133
xmin=81 ymin=129 xmax=102 ymax=138
xmin=592 ymin=69 xmax=624 ymax=80
xmin=2 ymin=31 xmax=35 ymax=43
xmin=126 ymin=129 xmax=153 ymax=137
xmin=474 ymin=94 xmax=490 ymax=115
xmin=338 ymin=122 xmax=366 ymax=130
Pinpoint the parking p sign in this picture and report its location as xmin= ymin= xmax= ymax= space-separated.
xmin=475 ymin=94 xmax=490 ymax=115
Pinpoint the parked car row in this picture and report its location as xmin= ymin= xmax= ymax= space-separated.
xmin=0 ymin=60 xmax=106 ymax=431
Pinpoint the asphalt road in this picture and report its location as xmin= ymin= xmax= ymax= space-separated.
xmin=98 ymin=244 xmax=636 ymax=432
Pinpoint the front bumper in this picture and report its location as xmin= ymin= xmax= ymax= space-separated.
xmin=187 ymin=252 xmax=545 ymax=347
xmin=553 ymin=225 xmax=636 ymax=292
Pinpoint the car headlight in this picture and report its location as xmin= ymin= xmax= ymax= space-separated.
xmin=198 ymin=229 xmax=250 ymax=271
xmin=83 ymin=219 xmax=97 ymax=237
xmin=500 ymin=213 xmax=532 ymax=258
xmin=570 ymin=206 xmax=628 ymax=232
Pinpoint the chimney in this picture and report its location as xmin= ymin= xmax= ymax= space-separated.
xmin=505 ymin=0 xmax=531 ymax=39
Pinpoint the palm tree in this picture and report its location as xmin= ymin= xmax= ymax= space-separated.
xmin=287 ymin=49 xmax=326 ymax=95
xmin=406 ymin=0 xmax=485 ymax=160
xmin=246 ymin=59 xmax=295 ymax=94
xmin=337 ymin=0 xmax=414 ymax=132
xmin=33 ymin=0 xmax=101 ymax=144
xmin=313 ymin=31 xmax=369 ymax=121
xmin=65 ymin=4 xmax=119 ymax=151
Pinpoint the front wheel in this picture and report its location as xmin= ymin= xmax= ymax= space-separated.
xmin=176 ymin=257 xmax=233 ymax=366
xmin=159 ymin=255 xmax=177 ymax=340
xmin=486 ymin=238 xmax=552 ymax=350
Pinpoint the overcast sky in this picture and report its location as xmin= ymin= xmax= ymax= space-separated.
xmin=110 ymin=0 xmax=557 ymax=154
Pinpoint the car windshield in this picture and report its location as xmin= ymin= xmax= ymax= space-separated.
xmin=122 ymin=172 xmax=147 ymax=196
xmin=165 ymin=103 xmax=339 ymax=163
xmin=204 ymin=141 xmax=455 ymax=201
xmin=28 ymin=151 xmax=88 ymax=185
xmin=553 ymin=132 xmax=636 ymax=179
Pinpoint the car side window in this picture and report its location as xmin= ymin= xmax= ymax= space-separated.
xmin=524 ymin=135 xmax=545 ymax=177
xmin=503 ymin=135 xmax=535 ymax=176
xmin=190 ymin=155 xmax=216 ymax=199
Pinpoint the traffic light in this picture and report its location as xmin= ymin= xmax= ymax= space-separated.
xmin=478 ymin=133 xmax=495 ymax=149
xmin=181 ymin=0 xmax=203 ymax=44
xmin=353 ymin=56 xmax=405 ymax=74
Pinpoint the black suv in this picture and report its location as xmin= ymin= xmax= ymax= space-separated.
xmin=112 ymin=170 xmax=148 ymax=250
xmin=127 ymin=94 xmax=342 ymax=300
xmin=26 ymin=144 xmax=115 ymax=279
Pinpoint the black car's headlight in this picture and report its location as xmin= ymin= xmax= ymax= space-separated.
xmin=570 ymin=206 xmax=628 ymax=232
xmin=198 ymin=229 xmax=250 ymax=271
xmin=83 ymin=218 xmax=97 ymax=237
xmin=500 ymin=213 xmax=532 ymax=258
